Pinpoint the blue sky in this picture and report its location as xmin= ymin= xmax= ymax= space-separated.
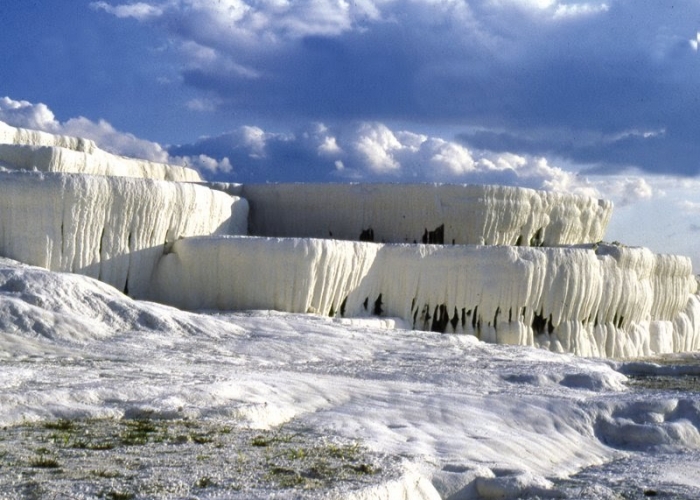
xmin=1 ymin=0 xmax=700 ymax=267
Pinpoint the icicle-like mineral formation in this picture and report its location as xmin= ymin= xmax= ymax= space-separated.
xmin=151 ymin=237 xmax=700 ymax=358
xmin=0 ymin=171 xmax=247 ymax=297
xmin=1 ymin=119 xmax=698 ymax=358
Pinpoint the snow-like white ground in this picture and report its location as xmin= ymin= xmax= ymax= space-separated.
xmin=2 ymin=257 xmax=700 ymax=499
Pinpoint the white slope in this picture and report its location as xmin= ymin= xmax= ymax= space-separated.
xmin=0 ymin=171 xmax=248 ymax=297
xmin=0 ymin=120 xmax=201 ymax=182
xmin=3 ymin=258 xmax=700 ymax=499
xmin=0 ymin=120 xmax=98 ymax=153
xmin=152 ymin=236 xmax=700 ymax=358
xmin=234 ymin=183 xmax=613 ymax=246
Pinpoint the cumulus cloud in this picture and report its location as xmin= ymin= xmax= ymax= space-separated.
xmin=0 ymin=97 xmax=61 ymax=132
xmin=589 ymin=176 xmax=653 ymax=207
xmin=90 ymin=1 xmax=163 ymax=21
xmin=90 ymin=0 xmax=700 ymax=176
xmin=680 ymin=200 xmax=700 ymax=214
xmin=0 ymin=95 xmax=682 ymax=206
xmin=351 ymin=123 xmax=402 ymax=174
xmin=166 ymin=119 xmax=608 ymax=195
xmin=185 ymin=97 xmax=219 ymax=112
xmin=553 ymin=2 xmax=609 ymax=19
xmin=174 ymin=154 xmax=233 ymax=174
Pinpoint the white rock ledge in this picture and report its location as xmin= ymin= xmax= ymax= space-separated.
xmin=151 ymin=236 xmax=700 ymax=358
xmin=0 ymin=121 xmax=201 ymax=182
xmin=233 ymin=183 xmax=613 ymax=247
xmin=0 ymin=171 xmax=248 ymax=297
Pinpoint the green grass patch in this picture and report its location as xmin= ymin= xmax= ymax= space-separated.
xmin=29 ymin=456 xmax=60 ymax=469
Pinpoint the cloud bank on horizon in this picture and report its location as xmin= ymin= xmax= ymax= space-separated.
xmin=0 ymin=94 xmax=653 ymax=205
xmin=84 ymin=0 xmax=700 ymax=176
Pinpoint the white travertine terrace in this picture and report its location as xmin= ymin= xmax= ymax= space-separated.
xmin=237 ymin=183 xmax=613 ymax=246
xmin=0 ymin=171 xmax=247 ymax=297
xmin=0 ymin=122 xmax=201 ymax=182
xmin=1 ymin=119 xmax=698 ymax=359
xmin=0 ymin=120 xmax=98 ymax=153
xmin=152 ymin=237 xmax=699 ymax=358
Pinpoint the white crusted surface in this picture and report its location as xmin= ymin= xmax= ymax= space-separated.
xmin=0 ymin=171 xmax=247 ymax=297
xmin=0 ymin=121 xmax=201 ymax=182
xmin=240 ymin=183 xmax=613 ymax=246
xmin=0 ymin=120 xmax=97 ymax=153
xmin=152 ymin=237 xmax=698 ymax=358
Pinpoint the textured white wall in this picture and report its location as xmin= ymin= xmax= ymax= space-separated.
xmin=152 ymin=237 xmax=699 ymax=358
xmin=0 ymin=171 xmax=247 ymax=297
xmin=239 ymin=183 xmax=613 ymax=247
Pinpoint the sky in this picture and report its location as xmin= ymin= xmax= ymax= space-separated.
xmin=0 ymin=0 xmax=699 ymax=267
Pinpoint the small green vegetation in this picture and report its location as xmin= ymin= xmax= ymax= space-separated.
xmin=29 ymin=456 xmax=60 ymax=469
xmin=267 ymin=466 xmax=306 ymax=488
xmin=195 ymin=476 xmax=216 ymax=488
xmin=0 ymin=418 xmax=392 ymax=496
xmin=120 ymin=419 xmax=159 ymax=446
xmin=43 ymin=419 xmax=76 ymax=431
xmin=102 ymin=490 xmax=134 ymax=500
xmin=263 ymin=440 xmax=380 ymax=490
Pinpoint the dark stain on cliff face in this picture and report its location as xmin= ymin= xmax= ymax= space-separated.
xmin=359 ymin=227 xmax=375 ymax=242
xmin=422 ymin=224 xmax=445 ymax=244
xmin=373 ymin=294 xmax=383 ymax=316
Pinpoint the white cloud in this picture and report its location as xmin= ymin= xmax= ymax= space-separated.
xmin=424 ymin=139 xmax=476 ymax=176
xmin=239 ymin=126 xmax=269 ymax=158
xmin=0 ymin=97 xmax=60 ymax=132
xmin=351 ymin=123 xmax=402 ymax=173
xmin=318 ymin=135 xmax=342 ymax=156
xmin=0 ymin=96 xmax=168 ymax=161
xmin=690 ymin=32 xmax=700 ymax=51
xmin=186 ymin=98 xmax=219 ymax=112
xmin=90 ymin=1 xmax=164 ymax=20
xmin=95 ymin=0 xmax=383 ymax=43
xmin=589 ymin=176 xmax=653 ymax=208
xmin=553 ymin=2 xmax=609 ymax=19
xmin=173 ymin=154 xmax=233 ymax=174
xmin=0 ymin=96 xmax=673 ymax=204
xmin=680 ymin=200 xmax=700 ymax=214
xmin=62 ymin=116 xmax=170 ymax=163
xmin=494 ymin=0 xmax=608 ymax=19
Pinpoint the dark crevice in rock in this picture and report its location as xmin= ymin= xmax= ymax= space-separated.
xmin=451 ymin=307 xmax=459 ymax=331
xmin=431 ymin=304 xmax=450 ymax=333
xmin=373 ymin=294 xmax=383 ymax=316
xmin=359 ymin=227 xmax=374 ymax=242
xmin=422 ymin=224 xmax=445 ymax=244
xmin=530 ymin=228 xmax=543 ymax=247
xmin=532 ymin=310 xmax=547 ymax=335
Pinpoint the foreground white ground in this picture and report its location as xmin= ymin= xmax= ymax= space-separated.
xmin=2 ymin=257 xmax=700 ymax=499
